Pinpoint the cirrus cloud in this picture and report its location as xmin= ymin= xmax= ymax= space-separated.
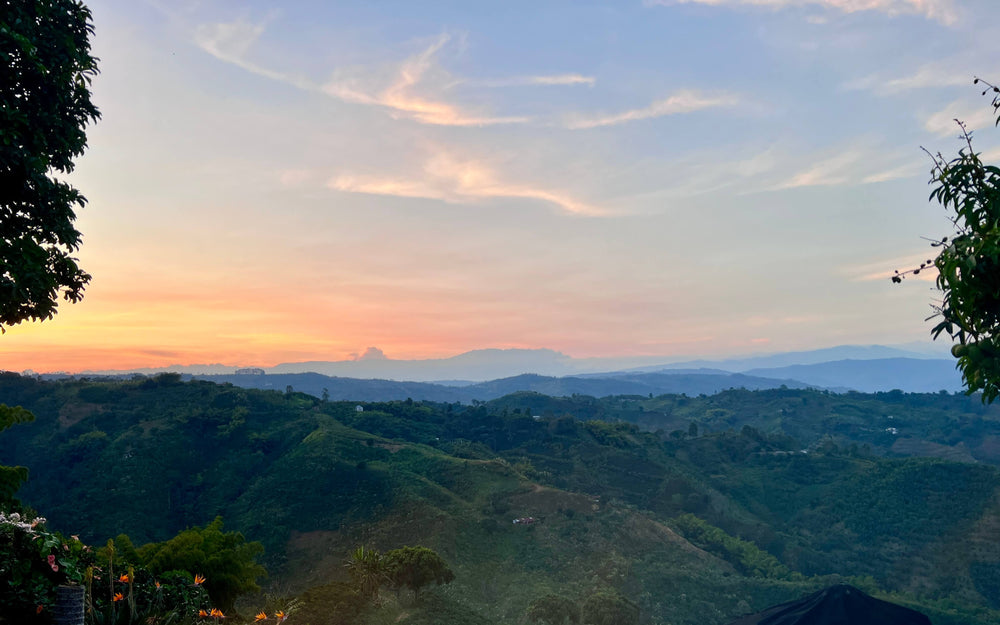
xmin=322 ymin=34 xmax=529 ymax=127
xmin=565 ymin=90 xmax=739 ymax=129
xmin=644 ymin=0 xmax=958 ymax=25
xmin=330 ymin=153 xmax=605 ymax=216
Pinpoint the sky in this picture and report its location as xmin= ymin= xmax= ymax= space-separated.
xmin=4 ymin=0 xmax=1000 ymax=373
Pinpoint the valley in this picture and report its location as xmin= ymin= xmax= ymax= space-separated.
xmin=2 ymin=373 xmax=999 ymax=623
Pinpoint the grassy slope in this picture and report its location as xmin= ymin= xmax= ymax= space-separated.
xmin=3 ymin=374 xmax=1000 ymax=623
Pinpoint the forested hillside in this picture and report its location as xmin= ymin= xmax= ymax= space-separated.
xmin=2 ymin=373 xmax=1000 ymax=624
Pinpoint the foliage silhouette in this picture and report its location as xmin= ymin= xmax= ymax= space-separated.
xmin=0 ymin=404 xmax=34 ymax=506
xmin=382 ymin=546 xmax=454 ymax=596
xmin=345 ymin=545 xmax=386 ymax=600
xmin=528 ymin=594 xmax=581 ymax=625
xmin=896 ymin=78 xmax=1000 ymax=401
xmin=581 ymin=589 xmax=639 ymax=625
xmin=0 ymin=0 xmax=100 ymax=329
xmin=137 ymin=516 xmax=266 ymax=614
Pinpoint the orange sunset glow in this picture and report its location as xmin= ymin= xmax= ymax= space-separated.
xmin=2 ymin=0 xmax=985 ymax=375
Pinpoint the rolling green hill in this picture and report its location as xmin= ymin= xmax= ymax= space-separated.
xmin=2 ymin=373 xmax=999 ymax=624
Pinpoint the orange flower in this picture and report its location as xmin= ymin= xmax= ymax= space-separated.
xmin=255 ymin=612 xmax=268 ymax=622
xmin=119 ymin=574 xmax=130 ymax=583
xmin=275 ymin=611 xmax=286 ymax=622
xmin=194 ymin=574 xmax=206 ymax=586
xmin=199 ymin=609 xmax=209 ymax=617
xmin=112 ymin=593 xmax=123 ymax=602
xmin=155 ymin=581 xmax=161 ymax=589
xmin=210 ymin=608 xmax=225 ymax=618
xmin=36 ymin=605 xmax=44 ymax=614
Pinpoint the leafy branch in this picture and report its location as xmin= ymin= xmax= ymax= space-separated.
xmin=894 ymin=78 xmax=1000 ymax=401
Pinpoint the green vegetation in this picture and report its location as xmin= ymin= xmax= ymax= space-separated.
xmin=138 ymin=517 xmax=266 ymax=614
xmin=527 ymin=594 xmax=580 ymax=625
xmin=383 ymin=545 xmax=455 ymax=595
xmin=0 ymin=404 xmax=34 ymax=505
xmin=345 ymin=545 xmax=385 ymax=600
xmin=894 ymin=78 xmax=1000 ymax=401
xmin=0 ymin=0 xmax=100 ymax=329
xmin=0 ymin=509 xmax=89 ymax=622
xmin=4 ymin=374 xmax=1000 ymax=623
xmin=581 ymin=589 xmax=639 ymax=625
xmin=672 ymin=514 xmax=797 ymax=580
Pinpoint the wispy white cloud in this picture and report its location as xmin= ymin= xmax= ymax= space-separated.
xmin=529 ymin=74 xmax=596 ymax=86
xmin=845 ymin=63 xmax=973 ymax=94
xmin=766 ymin=144 xmax=922 ymax=190
xmin=329 ymin=153 xmax=604 ymax=216
xmin=771 ymin=150 xmax=861 ymax=189
xmin=924 ymin=101 xmax=998 ymax=136
xmin=193 ymin=21 xmax=531 ymax=126
xmin=194 ymin=15 xmax=314 ymax=90
xmin=861 ymin=162 xmax=924 ymax=183
xmin=644 ymin=0 xmax=958 ymax=25
xmin=566 ymin=90 xmax=738 ymax=129
xmin=589 ymin=146 xmax=781 ymax=206
xmin=476 ymin=74 xmax=596 ymax=87
xmin=322 ymin=34 xmax=529 ymax=126
xmin=980 ymin=147 xmax=1000 ymax=161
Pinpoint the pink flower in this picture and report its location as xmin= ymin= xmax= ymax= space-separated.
xmin=47 ymin=555 xmax=56 ymax=566
xmin=51 ymin=564 xmax=59 ymax=572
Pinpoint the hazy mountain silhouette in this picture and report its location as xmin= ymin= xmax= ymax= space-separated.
xmin=77 ymin=345 xmax=958 ymax=396
xmin=743 ymin=358 xmax=962 ymax=394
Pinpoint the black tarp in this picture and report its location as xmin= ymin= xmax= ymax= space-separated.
xmin=726 ymin=584 xmax=931 ymax=625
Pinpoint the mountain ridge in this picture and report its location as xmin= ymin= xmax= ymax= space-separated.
xmin=72 ymin=344 xmax=952 ymax=383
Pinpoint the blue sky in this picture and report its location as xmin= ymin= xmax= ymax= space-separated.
xmin=5 ymin=0 xmax=1000 ymax=371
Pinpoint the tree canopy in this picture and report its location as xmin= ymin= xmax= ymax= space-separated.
xmin=896 ymin=78 xmax=1000 ymax=402
xmin=0 ymin=0 xmax=100 ymax=330
xmin=382 ymin=546 xmax=454 ymax=595
xmin=0 ymin=405 xmax=34 ymax=506
xmin=137 ymin=517 xmax=266 ymax=614
xmin=528 ymin=594 xmax=581 ymax=625
xmin=581 ymin=589 xmax=639 ymax=625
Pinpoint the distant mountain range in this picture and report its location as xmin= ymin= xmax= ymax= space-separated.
xmin=742 ymin=358 xmax=962 ymax=394
xmin=186 ymin=370 xmax=818 ymax=403
xmin=79 ymin=343 xmax=949 ymax=379
xmin=185 ymin=358 xmax=961 ymax=402
xmin=66 ymin=344 xmax=964 ymax=400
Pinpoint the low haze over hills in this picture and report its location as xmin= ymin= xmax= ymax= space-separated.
xmin=66 ymin=345 xmax=965 ymax=401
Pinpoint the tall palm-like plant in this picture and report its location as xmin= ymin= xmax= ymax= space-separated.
xmin=345 ymin=546 xmax=385 ymax=601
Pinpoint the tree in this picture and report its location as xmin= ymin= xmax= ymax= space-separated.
xmin=345 ymin=545 xmax=385 ymax=601
xmin=895 ymin=78 xmax=1000 ymax=401
xmin=137 ymin=517 xmax=266 ymax=614
xmin=0 ymin=0 xmax=100 ymax=330
xmin=382 ymin=546 xmax=454 ymax=596
xmin=581 ymin=589 xmax=639 ymax=625
xmin=0 ymin=405 xmax=34 ymax=506
xmin=528 ymin=594 xmax=581 ymax=625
